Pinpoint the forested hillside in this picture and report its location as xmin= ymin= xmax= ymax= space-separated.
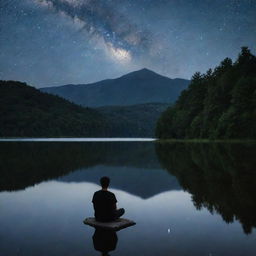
xmin=0 ymin=81 xmax=108 ymax=137
xmin=156 ymin=47 xmax=256 ymax=139
xmin=0 ymin=81 xmax=168 ymax=137
xmin=98 ymin=103 xmax=169 ymax=137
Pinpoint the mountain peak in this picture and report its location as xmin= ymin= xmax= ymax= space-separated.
xmin=139 ymin=68 xmax=154 ymax=73
xmin=41 ymin=69 xmax=190 ymax=107
xmin=120 ymin=68 xmax=160 ymax=80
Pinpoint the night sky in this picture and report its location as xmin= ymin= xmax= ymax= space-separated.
xmin=0 ymin=0 xmax=255 ymax=87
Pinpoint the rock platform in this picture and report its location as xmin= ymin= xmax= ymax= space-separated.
xmin=83 ymin=217 xmax=136 ymax=231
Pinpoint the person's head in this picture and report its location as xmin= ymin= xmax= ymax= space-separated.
xmin=100 ymin=176 xmax=110 ymax=189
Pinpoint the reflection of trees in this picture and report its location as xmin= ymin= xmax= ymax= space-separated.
xmin=156 ymin=142 xmax=256 ymax=234
xmin=0 ymin=142 xmax=159 ymax=191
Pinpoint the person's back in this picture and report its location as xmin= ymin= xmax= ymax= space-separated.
xmin=92 ymin=190 xmax=117 ymax=222
xmin=92 ymin=176 xmax=125 ymax=222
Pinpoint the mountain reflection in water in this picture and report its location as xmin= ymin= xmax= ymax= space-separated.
xmin=1 ymin=141 xmax=256 ymax=235
xmin=0 ymin=142 xmax=180 ymax=198
xmin=1 ymin=140 xmax=256 ymax=255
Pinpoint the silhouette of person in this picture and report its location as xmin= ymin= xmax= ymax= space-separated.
xmin=93 ymin=228 xmax=118 ymax=256
xmin=92 ymin=176 xmax=125 ymax=222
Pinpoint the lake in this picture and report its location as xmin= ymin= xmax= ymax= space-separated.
xmin=0 ymin=139 xmax=256 ymax=256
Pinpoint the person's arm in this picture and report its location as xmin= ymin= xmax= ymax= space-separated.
xmin=113 ymin=194 xmax=117 ymax=210
xmin=92 ymin=193 xmax=96 ymax=210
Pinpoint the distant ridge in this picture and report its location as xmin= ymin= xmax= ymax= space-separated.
xmin=40 ymin=69 xmax=189 ymax=107
xmin=0 ymin=80 xmax=170 ymax=137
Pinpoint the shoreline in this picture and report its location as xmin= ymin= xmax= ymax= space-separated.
xmin=0 ymin=137 xmax=256 ymax=143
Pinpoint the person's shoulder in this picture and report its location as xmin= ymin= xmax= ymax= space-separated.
xmin=94 ymin=190 xmax=116 ymax=198
xmin=92 ymin=190 xmax=103 ymax=202
xmin=107 ymin=191 xmax=117 ymax=198
xmin=108 ymin=191 xmax=117 ymax=202
xmin=93 ymin=190 xmax=102 ymax=196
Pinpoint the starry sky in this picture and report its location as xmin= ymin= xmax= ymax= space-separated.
xmin=0 ymin=0 xmax=255 ymax=87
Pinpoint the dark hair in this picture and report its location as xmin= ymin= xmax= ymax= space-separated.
xmin=100 ymin=176 xmax=110 ymax=188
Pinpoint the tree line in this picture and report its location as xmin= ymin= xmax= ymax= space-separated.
xmin=156 ymin=47 xmax=256 ymax=139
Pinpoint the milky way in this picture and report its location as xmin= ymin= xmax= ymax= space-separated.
xmin=36 ymin=0 xmax=152 ymax=60
xmin=0 ymin=0 xmax=255 ymax=86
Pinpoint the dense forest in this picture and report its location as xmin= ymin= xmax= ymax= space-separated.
xmin=0 ymin=81 xmax=108 ymax=137
xmin=156 ymin=47 xmax=256 ymax=139
xmin=98 ymin=103 xmax=169 ymax=137
xmin=0 ymin=81 xmax=167 ymax=137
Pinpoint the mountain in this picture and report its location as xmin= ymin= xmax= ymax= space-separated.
xmin=0 ymin=80 xmax=108 ymax=137
xmin=40 ymin=68 xmax=189 ymax=107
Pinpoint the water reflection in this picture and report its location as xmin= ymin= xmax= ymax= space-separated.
xmin=0 ymin=142 xmax=180 ymax=198
xmin=1 ymin=141 xmax=256 ymax=234
xmin=93 ymin=229 xmax=118 ymax=256
xmin=156 ymin=142 xmax=256 ymax=234
xmin=1 ymin=140 xmax=256 ymax=255
xmin=0 ymin=179 xmax=256 ymax=255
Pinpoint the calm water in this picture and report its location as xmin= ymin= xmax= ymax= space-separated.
xmin=0 ymin=140 xmax=256 ymax=256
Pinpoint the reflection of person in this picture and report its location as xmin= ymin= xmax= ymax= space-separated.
xmin=92 ymin=176 xmax=125 ymax=222
xmin=93 ymin=229 xmax=118 ymax=256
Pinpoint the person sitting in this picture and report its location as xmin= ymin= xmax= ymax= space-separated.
xmin=92 ymin=176 xmax=125 ymax=222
